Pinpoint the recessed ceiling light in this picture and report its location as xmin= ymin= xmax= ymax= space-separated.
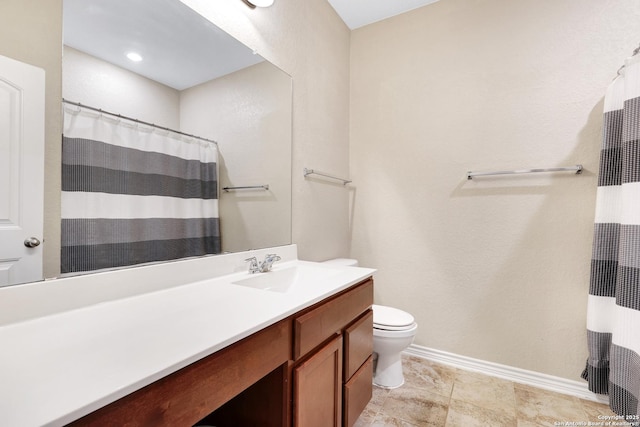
xmin=245 ymin=0 xmax=274 ymax=7
xmin=126 ymin=52 xmax=143 ymax=62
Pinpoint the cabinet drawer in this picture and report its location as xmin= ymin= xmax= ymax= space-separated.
xmin=294 ymin=279 xmax=373 ymax=360
xmin=344 ymin=309 xmax=373 ymax=381
xmin=343 ymin=356 xmax=373 ymax=427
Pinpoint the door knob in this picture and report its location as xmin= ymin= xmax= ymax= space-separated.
xmin=24 ymin=237 xmax=41 ymax=248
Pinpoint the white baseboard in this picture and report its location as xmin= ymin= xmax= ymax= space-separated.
xmin=404 ymin=344 xmax=609 ymax=404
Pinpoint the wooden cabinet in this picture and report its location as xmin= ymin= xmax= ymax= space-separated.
xmin=343 ymin=311 xmax=374 ymax=427
xmin=66 ymin=277 xmax=374 ymax=427
xmin=294 ymin=279 xmax=373 ymax=360
xmin=344 ymin=356 xmax=373 ymax=427
xmin=344 ymin=310 xmax=373 ymax=380
xmin=293 ymin=335 xmax=343 ymax=427
xmin=292 ymin=279 xmax=374 ymax=427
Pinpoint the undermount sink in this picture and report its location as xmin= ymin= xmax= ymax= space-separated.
xmin=231 ymin=264 xmax=341 ymax=292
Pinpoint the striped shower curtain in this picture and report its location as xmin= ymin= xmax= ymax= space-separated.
xmin=583 ymin=53 xmax=640 ymax=416
xmin=61 ymin=106 xmax=221 ymax=274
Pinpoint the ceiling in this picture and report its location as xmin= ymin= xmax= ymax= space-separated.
xmin=327 ymin=0 xmax=441 ymax=30
xmin=63 ymin=0 xmax=263 ymax=90
xmin=63 ymin=0 xmax=441 ymax=90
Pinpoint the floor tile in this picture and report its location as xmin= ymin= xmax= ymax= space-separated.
xmin=368 ymin=384 xmax=390 ymax=412
xmin=371 ymin=413 xmax=423 ymax=426
xmin=402 ymin=355 xmax=457 ymax=398
xmin=580 ymin=397 xmax=617 ymax=420
xmin=446 ymin=398 xmax=517 ymax=427
xmin=514 ymin=383 xmax=587 ymax=426
xmin=380 ymin=382 xmax=449 ymax=426
xmin=451 ymin=369 xmax=517 ymax=418
xmin=355 ymin=355 xmax=620 ymax=427
xmin=353 ymin=407 xmax=378 ymax=427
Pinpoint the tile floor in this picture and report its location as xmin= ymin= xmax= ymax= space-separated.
xmin=355 ymin=354 xmax=618 ymax=427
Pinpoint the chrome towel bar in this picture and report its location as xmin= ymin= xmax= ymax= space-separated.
xmin=303 ymin=168 xmax=352 ymax=185
xmin=467 ymin=165 xmax=583 ymax=180
xmin=223 ymin=185 xmax=269 ymax=192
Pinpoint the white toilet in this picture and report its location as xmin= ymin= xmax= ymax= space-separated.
xmin=371 ymin=304 xmax=417 ymax=388
xmin=322 ymin=258 xmax=418 ymax=389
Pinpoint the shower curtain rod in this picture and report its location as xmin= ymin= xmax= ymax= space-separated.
xmin=62 ymin=99 xmax=218 ymax=145
xmin=615 ymin=43 xmax=640 ymax=77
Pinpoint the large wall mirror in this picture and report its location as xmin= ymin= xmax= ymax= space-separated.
xmin=62 ymin=0 xmax=292 ymax=271
xmin=2 ymin=0 xmax=292 ymax=287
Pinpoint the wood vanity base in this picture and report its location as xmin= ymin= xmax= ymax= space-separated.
xmin=67 ymin=278 xmax=373 ymax=427
xmin=68 ymin=320 xmax=292 ymax=427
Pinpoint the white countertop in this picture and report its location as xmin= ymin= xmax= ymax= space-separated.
xmin=0 ymin=247 xmax=374 ymax=426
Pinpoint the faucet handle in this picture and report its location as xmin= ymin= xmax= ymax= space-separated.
xmin=245 ymin=257 xmax=260 ymax=273
xmin=258 ymin=254 xmax=281 ymax=273
xmin=265 ymin=254 xmax=281 ymax=262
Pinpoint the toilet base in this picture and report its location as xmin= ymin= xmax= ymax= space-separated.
xmin=372 ymin=351 xmax=405 ymax=389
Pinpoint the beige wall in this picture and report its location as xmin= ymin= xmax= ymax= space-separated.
xmin=350 ymin=0 xmax=640 ymax=380
xmin=180 ymin=0 xmax=352 ymax=261
xmin=180 ymin=62 xmax=292 ymax=253
xmin=0 ymin=0 xmax=63 ymax=278
xmin=63 ymin=47 xmax=181 ymax=129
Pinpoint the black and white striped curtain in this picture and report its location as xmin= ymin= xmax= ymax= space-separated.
xmin=61 ymin=106 xmax=221 ymax=274
xmin=583 ymin=54 xmax=640 ymax=416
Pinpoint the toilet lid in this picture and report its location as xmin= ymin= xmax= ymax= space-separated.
xmin=372 ymin=304 xmax=415 ymax=328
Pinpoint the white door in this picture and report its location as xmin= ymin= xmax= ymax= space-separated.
xmin=0 ymin=54 xmax=45 ymax=287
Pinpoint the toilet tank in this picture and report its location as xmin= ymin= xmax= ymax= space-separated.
xmin=322 ymin=258 xmax=359 ymax=267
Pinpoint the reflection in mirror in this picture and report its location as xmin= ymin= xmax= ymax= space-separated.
xmin=57 ymin=0 xmax=292 ymax=277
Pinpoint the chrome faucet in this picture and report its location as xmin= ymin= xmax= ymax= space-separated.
xmin=259 ymin=253 xmax=281 ymax=272
xmin=245 ymin=254 xmax=281 ymax=274
xmin=245 ymin=257 xmax=261 ymax=274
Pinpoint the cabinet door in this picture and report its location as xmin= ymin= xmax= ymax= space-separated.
xmin=293 ymin=335 xmax=343 ymax=427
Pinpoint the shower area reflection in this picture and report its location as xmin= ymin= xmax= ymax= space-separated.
xmin=61 ymin=102 xmax=221 ymax=274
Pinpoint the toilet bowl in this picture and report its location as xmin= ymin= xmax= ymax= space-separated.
xmin=372 ymin=304 xmax=417 ymax=388
xmin=322 ymin=258 xmax=418 ymax=389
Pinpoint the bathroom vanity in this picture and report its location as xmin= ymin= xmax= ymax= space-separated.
xmin=69 ymin=277 xmax=373 ymax=427
xmin=0 ymin=245 xmax=375 ymax=426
